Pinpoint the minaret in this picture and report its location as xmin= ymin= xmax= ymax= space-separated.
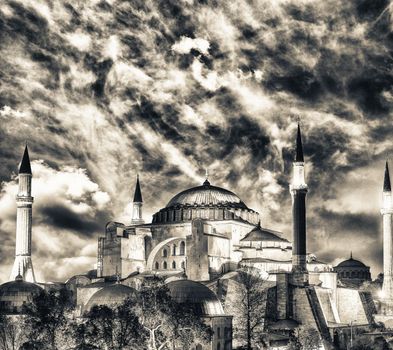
xmin=381 ymin=161 xmax=393 ymax=301
xmin=10 ymin=145 xmax=35 ymax=282
xmin=131 ymin=175 xmax=144 ymax=225
xmin=289 ymin=124 xmax=309 ymax=285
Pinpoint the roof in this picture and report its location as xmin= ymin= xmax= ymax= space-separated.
xmin=0 ymin=279 xmax=42 ymax=295
xmin=336 ymin=257 xmax=367 ymax=268
xmin=167 ymin=279 xmax=225 ymax=316
xmin=269 ymin=319 xmax=299 ymax=330
xmin=19 ymin=145 xmax=32 ymax=174
xmin=133 ymin=175 xmax=143 ymax=202
xmin=166 ymin=181 xmax=248 ymax=209
xmin=384 ymin=161 xmax=391 ymax=192
xmin=295 ymin=124 xmax=304 ymax=162
xmin=240 ymin=226 xmax=288 ymax=243
xmin=85 ymin=284 xmax=137 ymax=310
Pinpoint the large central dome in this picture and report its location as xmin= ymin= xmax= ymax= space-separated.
xmin=166 ymin=180 xmax=248 ymax=209
xmin=152 ymin=179 xmax=260 ymax=225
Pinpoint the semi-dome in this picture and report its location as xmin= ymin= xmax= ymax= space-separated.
xmin=167 ymin=279 xmax=225 ymax=316
xmin=85 ymin=284 xmax=137 ymax=311
xmin=152 ymin=180 xmax=260 ymax=225
xmin=0 ymin=275 xmax=42 ymax=314
xmin=166 ymin=180 xmax=248 ymax=209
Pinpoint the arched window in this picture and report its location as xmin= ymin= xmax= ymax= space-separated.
xmin=173 ymin=244 xmax=177 ymax=256
xmin=155 ymin=261 xmax=159 ymax=270
xmin=163 ymin=261 xmax=167 ymax=269
xmin=172 ymin=261 xmax=176 ymax=269
xmin=217 ymin=342 xmax=220 ymax=350
xmin=180 ymin=241 xmax=185 ymax=255
xmin=217 ymin=327 xmax=221 ymax=337
xmin=163 ymin=249 xmax=168 ymax=257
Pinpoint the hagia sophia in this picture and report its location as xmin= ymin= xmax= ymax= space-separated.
xmin=1 ymin=124 xmax=393 ymax=349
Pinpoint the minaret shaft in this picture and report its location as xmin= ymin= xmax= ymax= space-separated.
xmin=382 ymin=197 xmax=393 ymax=299
xmin=132 ymin=202 xmax=143 ymax=224
xmin=290 ymin=124 xmax=308 ymax=285
xmin=292 ymin=189 xmax=307 ymax=267
xmin=10 ymin=147 xmax=35 ymax=282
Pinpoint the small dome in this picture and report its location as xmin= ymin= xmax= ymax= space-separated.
xmin=167 ymin=279 xmax=225 ymax=316
xmin=336 ymin=258 xmax=366 ymax=268
xmin=85 ymin=284 xmax=137 ymax=311
xmin=0 ymin=278 xmax=42 ymax=314
xmin=166 ymin=183 xmax=248 ymax=209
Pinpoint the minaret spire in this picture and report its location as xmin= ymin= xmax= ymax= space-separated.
xmin=384 ymin=161 xmax=391 ymax=192
xmin=290 ymin=123 xmax=308 ymax=286
xmin=295 ymin=123 xmax=304 ymax=162
xmin=133 ymin=174 xmax=143 ymax=203
xmin=10 ymin=145 xmax=35 ymax=282
xmin=131 ymin=174 xmax=144 ymax=225
xmin=19 ymin=145 xmax=32 ymax=174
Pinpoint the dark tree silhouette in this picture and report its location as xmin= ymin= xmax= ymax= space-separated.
xmin=74 ymin=298 xmax=144 ymax=350
xmin=22 ymin=287 xmax=73 ymax=349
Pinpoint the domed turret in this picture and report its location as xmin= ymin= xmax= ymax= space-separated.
xmin=85 ymin=284 xmax=137 ymax=311
xmin=0 ymin=275 xmax=42 ymax=314
xmin=167 ymin=279 xmax=225 ymax=316
xmin=333 ymin=253 xmax=371 ymax=286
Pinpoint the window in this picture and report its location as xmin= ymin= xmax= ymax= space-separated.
xmin=163 ymin=249 xmax=168 ymax=257
xmin=180 ymin=241 xmax=185 ymax=255
xmin=217 ymin=327 xmax=221 ymax=337
xmin=173 ymin=244 xmax=177 ymax=256
xmin=172 ymin=261 xmax=176 ymax=269
xmin=155 ymin=262 xmax=159 ymax=270
xmin=181 ymin=261 xmax=185 ymax=269
xmin=163 ymin=261 xmax=167 ymax=269
xmin=217 ymin=342 xmax=221 ymax=350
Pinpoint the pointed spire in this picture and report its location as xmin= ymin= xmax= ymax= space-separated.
xmin=203 ymin=168 xmax=210 ymax=186
xmin=295 ymin=123 xmax=304 ymax=162
xmin=133 ymin=174 xmax=143 ymax=203
xmin=15 ymin=264 xmax=23 ymax=281
xmin=384 ymin=161 xmax=391 ymax=192
xmin=350 ymin=251 xmax=353 ymax=260
xmin=19 ymin=145 xmax=32 ymax=174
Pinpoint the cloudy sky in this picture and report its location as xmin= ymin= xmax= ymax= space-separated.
xmin=0 ymin=0 xmax=392 ymax=283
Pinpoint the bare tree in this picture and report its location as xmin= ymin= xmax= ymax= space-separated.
xmin=0 ymin=315 xmax=26 ymax=350
xmin=227 ymin=266 xmax=268 ymax=349
xmin=137 ymin=276 xmax=211 ymax=350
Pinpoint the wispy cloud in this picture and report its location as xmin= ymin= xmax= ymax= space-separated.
xmin=0 ymin=0 xmax=392 ymax=281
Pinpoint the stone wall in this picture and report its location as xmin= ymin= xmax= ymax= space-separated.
xmin=187 ymin=220 xmax=209 ymax=281
xmin=336 ymin=288 xmax=369 ymax=325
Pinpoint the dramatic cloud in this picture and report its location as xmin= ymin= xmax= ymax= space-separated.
xmin=0 ymin=161 xmax=110 ymax=282
xmin=0 ymin=0 xmax=392 ymax=281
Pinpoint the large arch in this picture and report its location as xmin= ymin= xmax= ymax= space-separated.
xmin=146 ymin=237 xmax=186 ymax=270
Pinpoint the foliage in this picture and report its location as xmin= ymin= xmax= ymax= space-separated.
xmin=74 ymin=297 xmax=144 ymax=350
xmin=351 ymin=335 xmax=391 ymax=350
xmin=288 ymin=326 xmax=321 ymax=350
xmin=22 ymin=287 xmax=73 ymax=349
xmin=9 ymin=278 xmax=213 ymax=350
xmin=0 ymin=315 xmax=26 ymax=350
xmin=229 ymin=266 xmax=269 ymax=350
xmin=136 ymin=276 xmax=212 ymax=350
